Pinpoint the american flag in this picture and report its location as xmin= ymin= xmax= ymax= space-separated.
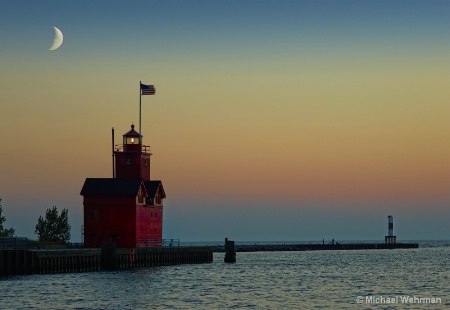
xmin=141 ymin=83 xmax=156 ymax=95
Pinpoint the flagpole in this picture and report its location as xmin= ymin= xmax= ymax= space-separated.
xmin=139 ymin=80 xmax=142 ymax=145
xmin=112 ymin=127 xmax=115 ymax=178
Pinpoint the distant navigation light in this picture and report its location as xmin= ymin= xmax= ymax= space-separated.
xmin=388 ymin=215 xmax=394 ymax=236
xmin=385 ymin=215 xmax=397 ymax=244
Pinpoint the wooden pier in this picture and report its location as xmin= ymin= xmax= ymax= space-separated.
xmin=0 ymin=247 xmax=213 ymax=277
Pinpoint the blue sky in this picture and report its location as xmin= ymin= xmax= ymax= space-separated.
xmin=1 ymin=1 xmax=449 ymax=242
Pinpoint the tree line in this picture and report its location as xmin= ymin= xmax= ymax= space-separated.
xmin=0 ymin=203 xmax=71 ymax=243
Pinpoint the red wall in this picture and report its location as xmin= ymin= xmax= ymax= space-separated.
xmin=135 ymin=205 xmax=163 ymax=241
xmin=83 ymin=196 xmax=163 ymax=248
xmin=83 ymin=196 xmax=137 ymax=248
xmin=115 ymin=152 xmax=151 ymax=180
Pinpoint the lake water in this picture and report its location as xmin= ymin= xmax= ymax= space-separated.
xmin=1 ymin=240 xmax=449 ymax=309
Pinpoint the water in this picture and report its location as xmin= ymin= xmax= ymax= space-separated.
xmin=1 ymin=241 xmax=449 ymax=309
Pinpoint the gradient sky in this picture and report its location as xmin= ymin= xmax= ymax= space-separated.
xmin=1 ymin=1 xmax=449 ymax=242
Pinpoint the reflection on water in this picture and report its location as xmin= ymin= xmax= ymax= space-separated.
xmin=1 ymin=241 xmax=449 ymax=309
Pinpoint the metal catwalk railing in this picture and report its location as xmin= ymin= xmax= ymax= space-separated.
xmin=0 ymin=237 xmax=28 ymax=250
xmin=114 ymin=144 xmax=151 ymax=153
xmin=135 ymin=239 xmax=180 ymax=248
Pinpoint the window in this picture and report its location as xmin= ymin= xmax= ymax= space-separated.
xmin=136 ymin=187 xmax=145 ymax=204
xmin=87 ymin=210 xmax=99 ymax=222
xmin=155 ymin=195 xmax=161 ymax=205
xmin=144 ymin=158 xmax=148 ymax=165
xmin=126 ymin=159 xmax=131 ymax=165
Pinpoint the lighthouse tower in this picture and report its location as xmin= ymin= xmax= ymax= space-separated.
xmin=384 ymin=215 xmax=397 ymax=244
xmin=80 ymin=124 xmax=166 ymax=248
xmin=114 ymin=124 xmax=151 ymax=180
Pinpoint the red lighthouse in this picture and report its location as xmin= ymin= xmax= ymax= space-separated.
xmin=114 ymin=124 xmax=151 ymax=180
xmin=80 ymin=125 xmax=166 ymax=248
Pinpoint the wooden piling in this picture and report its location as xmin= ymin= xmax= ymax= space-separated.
xmin=224 ymin=238 xmax=236 ymax=263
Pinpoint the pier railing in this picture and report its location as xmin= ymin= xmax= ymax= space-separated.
xmin=66 ymin=243 xmax=84 ymax=249
xmin=0 ymin=237 xmax=28 ymax=250
xmin=135 ymin=238 xmax=180 ymax=248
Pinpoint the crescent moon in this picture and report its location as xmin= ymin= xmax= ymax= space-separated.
xmin=49 ymin=26 xmax=63 ymax=51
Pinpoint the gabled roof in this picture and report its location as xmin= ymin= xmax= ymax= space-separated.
xmin=144 ymin=180 xmax=166 ymax=198
xmin=80 ymin=178 xmax=147 ymax=197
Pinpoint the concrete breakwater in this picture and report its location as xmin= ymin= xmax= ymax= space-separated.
xmin=1 ymin=247 xmax=213 ymax=277
xmin=213 ymin=242 xmax=419 ymax=252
